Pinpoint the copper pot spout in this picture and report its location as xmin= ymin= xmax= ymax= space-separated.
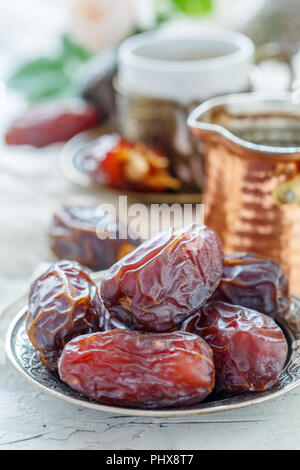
xmin=188 ymin=93 xmax=300 ymax=293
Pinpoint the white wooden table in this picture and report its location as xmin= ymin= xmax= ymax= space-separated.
xmin=1 ymin=364 xmax=300 ymax=450
xmin=1 ymin=0 xmax=300 ymax=451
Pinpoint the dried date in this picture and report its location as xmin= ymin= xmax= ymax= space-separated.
xmin=100 ymin=300 xmax=129 ymax=332
xmin=182 ymin=301 xmax=288 ymax=392
xmin=26 ymin=260 xmax=105 ymax=370
xmin=49 ymin=205 xmax=139 ymax=271
xmin=81 ymin=133 xmax=181 ymax=192
xmin=58 ymin=329 xmax=215 ymax=408
xmin=5 ymin=100 xmax=101 ymax=148
xmin=100 ymin=224 xmax=223 ymax=332
xmin=210 ymin=252 xmax=290 ymax=318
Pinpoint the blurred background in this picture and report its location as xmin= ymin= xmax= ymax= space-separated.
xmin=1 ymin=0 xmax=300 ymax=312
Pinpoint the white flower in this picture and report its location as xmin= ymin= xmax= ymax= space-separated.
xmin=70 ymin=0 xmax=137 ymax=52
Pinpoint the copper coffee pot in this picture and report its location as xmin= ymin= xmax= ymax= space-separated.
xmin=188 ymin=93 xmax=300 ymax=293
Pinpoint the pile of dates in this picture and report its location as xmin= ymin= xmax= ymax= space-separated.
xmin=26 ymin=224 xmax=290 ymax=409
xmin=49 ymin=205 xmax=139 ymax=271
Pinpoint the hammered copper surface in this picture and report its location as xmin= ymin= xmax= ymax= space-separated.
xmin=114 ymin=79 xmax=251 ymax=192
xmin=189 ymin=94 xmax=300 ymax=293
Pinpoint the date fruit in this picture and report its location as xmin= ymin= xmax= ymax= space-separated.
xmin=5 ymin=99 xmax=101 ymax=148
xmin=58 ymin=329 xmax=215 ymax=408
xmin=182 ymin=301 xmax=288 ymax=393
xmin=100 ymin=300 xmax=129 ymax=332
xmin=26 ymin=260 xmax=105 ymax=370
xmin=49 ymin=205 xmax=139 ymax=271
xmin=81 ymin=133 xmax=181 ymax=192
xmin=210 ymin=252 xmax=290 ymax=318
xmin=100 ymin=224 xmax=224 ymax=332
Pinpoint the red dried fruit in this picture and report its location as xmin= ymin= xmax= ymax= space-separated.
xmin=182 ymin=301 xmax=288 ymax=393
xmin=49 ymin=205 xmax=139 ymax=271
xmin=5 ymin=100 xmax=101 ymax=148
xmin=58 ymin=329 xmax=215 ymax=408
xmin=26 ymin=260 xmax=105 ymax=370
xmin=81 ymin=133 xmax=181 ymax=192
xmin=100 ymin=224 xmax=224 ymax=332
xmin=210 ymin=253 xmax=290 ymax=319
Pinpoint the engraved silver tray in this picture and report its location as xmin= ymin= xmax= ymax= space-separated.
xmin=5 ymin=271 xmax=300 ymax=417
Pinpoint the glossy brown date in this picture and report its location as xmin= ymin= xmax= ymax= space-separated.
xmin=100 ymin=301 xmax=130 ymax=332
xmin=58 ymin=329 xmax=215 ymax=408
xmin=26 ymin=260 xmax=105 ymax=371
xmin=210 ymin=253 xmax=290 ymax=318
xmin=182 ymin=301 xmax=288 ymax=393
xmin=100 ymin=224 xmax=223 ymax=332
xmin=49 ymin=205 xmax=139 ymax=271
xmin=5 ymin=100 xmax=101 ymax=148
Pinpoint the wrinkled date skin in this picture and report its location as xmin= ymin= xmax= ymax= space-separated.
xmin=26 ymin=260 xmax=105 ymax=371
xmin=182 ymin=301 xmax=288 ymax=393
xmin=211 ymin=252 xmax=290 ymax=319
xmin=58 ymin=329 xmax=215 ymax=408
xmin=100 ymin=224 xmax=224 ymax=332
xmin=100 ymin=302 xmax=130 ymax=332
xmin=5 ymin=100 xmax=101 ymax=148
xmin=49 ymin=205 xmax=139 ymax=271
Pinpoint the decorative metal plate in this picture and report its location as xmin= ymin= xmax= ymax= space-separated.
xmin=60 ymin=126 xmax=203 ymax=205
xmin=5 ymin=271 xmax=300 ymax=417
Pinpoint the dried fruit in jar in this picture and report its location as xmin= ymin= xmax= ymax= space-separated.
xmin=101 ymin=224 xmax=224 ymax=332
xmin=210 ymin=252 xmax=290 ymax=318
xmin=81 ymin=133 xmax=181 ymax=192
xmin=26 ymin=260 xmax=105 ymax=370
xmin=49 ymin=205 xmax=139 ymax=271
xmin=58 ymin=329 xmax=215 ymax=408
xmin=181 ymin=301 xmax=288 ymax=393
xmin=5 ymin=99 xmax=101 ymax=147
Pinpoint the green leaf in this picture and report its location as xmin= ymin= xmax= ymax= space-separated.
xmin=170 ymin=0 xmax=213 ymax=16
xmin=8 ymin=57 xmax=69 ymax=102
xmin=8 ymin=58 xmax=63 ymax=86
xmin=23 ymin=75 xmax=71 ymax=102
xmin=7 ymin=34 xmax=92 ymax=102
xmin=61 ymin=34 xmax=92 ymax=62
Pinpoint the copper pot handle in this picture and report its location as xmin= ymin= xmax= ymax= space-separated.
xmin=273 ymin=174 xmax=300 ymax=206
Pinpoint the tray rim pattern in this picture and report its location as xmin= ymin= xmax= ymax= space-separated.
xmin=5 ymin=271 xmax=300 ymax=418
